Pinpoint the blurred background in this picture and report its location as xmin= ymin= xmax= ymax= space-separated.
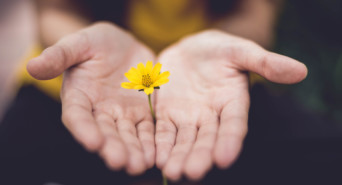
xmin=0 ymin=0 xmax=341 ymax=184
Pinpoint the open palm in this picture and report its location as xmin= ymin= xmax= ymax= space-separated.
xmin=155 ymin=30 xmax=307 ymax=181
xmin=27 ymin=22 xmax=156 ymax=175
xmin=28 ymin=24 xmax=307 ymax=180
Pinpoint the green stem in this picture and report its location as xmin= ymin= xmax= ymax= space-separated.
xmin=147 ymin=94 xmax=167 ymax=185
xmin=163 ymin=174 xmax=168 ymax=185
xmin=148 ymin=94 xmax=156 ymax=123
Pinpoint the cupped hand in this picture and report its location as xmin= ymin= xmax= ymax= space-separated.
xmin=27 ymin=22 xmax=156 ymax=175
xmin=155 ymin=30 xmax=307 ymax=181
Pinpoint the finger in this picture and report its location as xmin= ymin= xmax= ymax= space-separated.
xmin=163 ymin=124 xmax=198 ymax=181
xmin=27 ymin=31 xmax=91 ymax=80
xmin=233 ymin=43 xmax=308 ymax=84
xmin=184 ymin=122 xmax=218 ymax=181
xmin=61 ymin=88 xmax=104 ymax=152
xmin=95 ymin=113 xmax=128 ymax=170
xmin=155 ymin=120 xmax=177 ymax=169
xmin=136 ymin=120 xmax=155 ymax=169
xmin=116 ymin=119 xmax=146 ymax=175
xmin=214 ymin=97 xmax=249 ymax=169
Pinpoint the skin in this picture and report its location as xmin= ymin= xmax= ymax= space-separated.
xmin=155 ymin=30 xmax=307 ymax=181
xmin=27 ymin=22 xmax=157 ymax=175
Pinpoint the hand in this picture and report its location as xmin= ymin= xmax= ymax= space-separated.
xmin=27 ymin=22 xmax=156 ymax=175
xmin=155 ymin=30 xmax=307 ymax=181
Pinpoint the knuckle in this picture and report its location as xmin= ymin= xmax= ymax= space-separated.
xmin=51 ymin=44 xmax=70 ymax=72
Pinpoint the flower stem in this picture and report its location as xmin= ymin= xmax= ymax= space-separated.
xmin=147 ymin=94 xmax=167 ymax=185
xmin=148 ymin=94 xmax=156 ymax=122
xmin=163 ymin=174 xmax=168 ymax=185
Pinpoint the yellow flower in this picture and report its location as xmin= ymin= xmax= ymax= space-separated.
xmin=121 ymin=61 xmax=170 ymax=95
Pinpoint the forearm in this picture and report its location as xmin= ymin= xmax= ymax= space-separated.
xmin=36 ymin=0 xmax=90 ymax=47
xmin=213 ymin=0 xmax=285 ymax=48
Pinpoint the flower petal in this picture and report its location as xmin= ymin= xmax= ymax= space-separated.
xmin=144 ymin=87 xmax=154 ymax=95
xmin=125 ymin=72 xmax=141 ymax=84
xmin=151 ymin=62 xmax=162 ymax=81
xmin=121 ymin=82 xmax=135 ymax=89
xmin=153 ymin=78 xmax=169 ymax=86
xmin=146 ymin=61 xmax=153 ymax=74
xmin=137 ymin=63 xmax=145 ymax=75
xmin=127 ymin=67 xmax=141 ymax=78
xmin=133 ymin=84 xmax=145 ymax=90
xmin=155 ymin=71 xmax=170 ymax=81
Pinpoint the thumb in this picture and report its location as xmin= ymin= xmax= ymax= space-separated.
xmin=27 ymin=31 xmax=91 ymax=80
xmin=233 ymin=43 xmax=308 ymax=84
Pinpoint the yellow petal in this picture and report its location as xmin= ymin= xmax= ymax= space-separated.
xmin=137 ymin=63 xmax=145 ymax=75
xmin=156 ymin=71 xmax=170 ymax=81
xmin=151 ymin=62 xmax=162 ymax=81
xmin=125 ymin=72 xmax=141 ymax=84
xmin=127 ymin=67 xmax=141 ymax=78
xmin=133 ymin=84 xmax=145 ymax=90
xmin=153 ymin=78 xmax=169 ymax=86
xmin=144 ymin=87 xmax=154 ymax=95
xmin=121 ymin=82 xmax=135 ymax=89
xmin=146 ymin=61 xmax=153 ymax=74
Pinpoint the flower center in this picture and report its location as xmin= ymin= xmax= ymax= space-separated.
xmin=142 ymin=74 xmax=153 ymax=87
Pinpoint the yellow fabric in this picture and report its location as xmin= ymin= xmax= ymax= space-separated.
xmin=127 ymin=0 xmax=208 ymax=52
xmin=16 ymin=44 xmax=62 ymax=101
xmin=16 ymin=1 xmax=263 ymax=99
